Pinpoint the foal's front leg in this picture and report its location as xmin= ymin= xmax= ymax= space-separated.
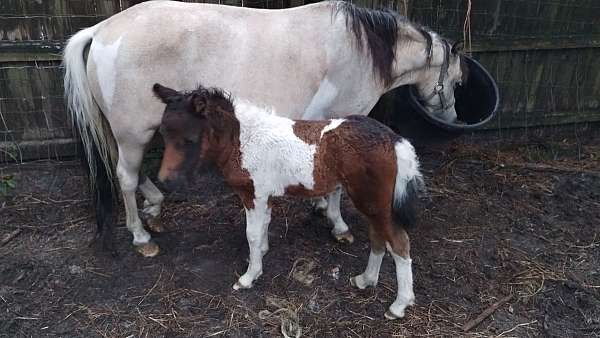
xmin=233 ymin=197 xmax=271 ymax=290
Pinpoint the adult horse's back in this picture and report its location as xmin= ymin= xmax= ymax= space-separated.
xmin=63 ymin=1 xmax=465 ymax=255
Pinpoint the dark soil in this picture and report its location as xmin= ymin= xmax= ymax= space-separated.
xmin=1 ymin=129 xmax=599 ymax=337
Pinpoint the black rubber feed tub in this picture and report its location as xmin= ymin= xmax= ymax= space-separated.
xmin=390 ymin=55 xmax=500 ymax=147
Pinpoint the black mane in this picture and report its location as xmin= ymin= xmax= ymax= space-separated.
xmin=335 ymin=1 xmax=433 ymax=86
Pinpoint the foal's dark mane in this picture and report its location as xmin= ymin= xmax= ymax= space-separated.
xmin=334 ymin=1 xmax=433 ymax=87
xmin=192 ymin=85 xmax=239 ymax=139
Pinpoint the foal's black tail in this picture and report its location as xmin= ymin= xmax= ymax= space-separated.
xmin=391 ymin=140 xmax=425 ymax=228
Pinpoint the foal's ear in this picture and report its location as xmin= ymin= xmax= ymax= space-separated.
xmin=152 ymin=83 xmax=179 ymax=103
xmin=190 ymin=91 xmax=208 ymax=118
xmin=451 ymin=40 xmax=464 ymax=54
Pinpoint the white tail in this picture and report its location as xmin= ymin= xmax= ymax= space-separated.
xmin=392 ymin=139 xmax=424 ymax=227
xmin=63 ymin=24 xmax=116 ymax=188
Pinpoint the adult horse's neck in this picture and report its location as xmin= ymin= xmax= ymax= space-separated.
xmin=390 ymin=34 xmax=448 ymax=89
xmin=310 ymin=2 xmax=447 ymax=118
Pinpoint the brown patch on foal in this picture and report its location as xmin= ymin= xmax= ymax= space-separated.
xmin=286 ymin=120 xmax=335 ymax=196
xmin=292 ymin=120 xmax=329 ymax=145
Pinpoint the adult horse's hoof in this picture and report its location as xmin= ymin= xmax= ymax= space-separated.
xmin=145 ymin=216 xmax=166 ymax=233
xmin=333 ymin=230 xmax=354 ymax=244
xmin=135 ymin=241 xmax=160 ymax=257
xmin=384 ymin=310 xmax=404 ymax=320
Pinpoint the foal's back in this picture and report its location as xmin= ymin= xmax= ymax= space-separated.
xmin=278 ymin=115 xmax=404 ymax=198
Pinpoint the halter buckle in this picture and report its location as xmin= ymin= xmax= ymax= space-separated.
xmin=434 ymin=84 xmax=444 ymax=93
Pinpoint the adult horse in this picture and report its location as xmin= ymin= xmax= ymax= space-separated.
xmin=63 ymin=1 xmax=465 ymax=256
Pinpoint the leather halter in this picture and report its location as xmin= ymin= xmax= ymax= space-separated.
xmin=419 ymin=40 xmax=453 ymax=112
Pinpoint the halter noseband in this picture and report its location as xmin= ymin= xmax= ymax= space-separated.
xmin=419 ymin=40 xmax=453 ymax=112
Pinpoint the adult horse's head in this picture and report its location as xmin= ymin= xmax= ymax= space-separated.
xmin=336 ymin=2 xmax=467 ymax=123
xmin=409 ymin=39 xmax=468 ymax=123
xmin=152 ymin=83 xmax=237 ymax=191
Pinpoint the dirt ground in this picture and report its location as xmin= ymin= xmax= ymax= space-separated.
xmin=1 ymin=126 xmax=599 ymax=337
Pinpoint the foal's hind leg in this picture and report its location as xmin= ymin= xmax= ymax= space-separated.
xmin=345 ymin=175 xmax=414 ymax=319
xmin=138 ymin=175 xmax=166 ymax=232
xmin=350 ymin=224 xmax=384 ymax=289
xmin=326 ymin=187 xmax=354 ymax=243
xmin=384 ymin=227 xmax=415 ymax=320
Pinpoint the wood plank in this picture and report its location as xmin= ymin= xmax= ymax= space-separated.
xmin=471 ymin=36 xmax=600 ymax=52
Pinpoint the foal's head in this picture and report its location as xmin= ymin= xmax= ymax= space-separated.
xmin=152 ymin=83 xmax=236 ymax=190
xmin=413 ymin=40 xmax=468 ymax=123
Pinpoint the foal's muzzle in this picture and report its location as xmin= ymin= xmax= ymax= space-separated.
xmin=157 ymin=175 xmax=184 ymax=192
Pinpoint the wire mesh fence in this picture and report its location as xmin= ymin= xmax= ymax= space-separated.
xmin=0 ymin=0 xmax=598 ymax=162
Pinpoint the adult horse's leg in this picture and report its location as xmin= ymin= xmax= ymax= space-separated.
xmin=325 ymin=187 xmax=354 ymax=243
xmin=138 ymin=175 xmax=166 ymax=232
xmin=350 ymin=224 xmax=385 ymax=289
xmin=234 ymin=197 xmax=271 ymax=290
xmin=114 ymin=135 xmax=159 ymax=257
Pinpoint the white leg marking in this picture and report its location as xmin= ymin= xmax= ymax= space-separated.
xmin=326 ymin=188 xmax=352 ymax=241
xmin=260 ymin=221 xmax=269 ymax=255
xmin=387 ymin=250 xmax=415 ymax=319
xmin=139 ymin=177 xmax=165 ymax=218
xmin=350 ymin=250 xmax=384 ymax=289
xmin=234 ymin=198 xmax=271 ymax=290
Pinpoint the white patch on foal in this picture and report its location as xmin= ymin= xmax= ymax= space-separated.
xmin=394 ymin=140 xmax=421 ymax=201
xmin=320 ymin=118 xmax=345 ymax=139
xmin=91 ymin=36 xmax=122 ymax=110
xmin=234 ymin=101 xmax=317 ymax=198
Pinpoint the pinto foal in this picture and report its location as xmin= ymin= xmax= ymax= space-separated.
xmin=153 ymin=83 xmax=424 ymax=319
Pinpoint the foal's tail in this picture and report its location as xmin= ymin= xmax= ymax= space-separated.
xmin=391 ymin=139 xmax=425 ymax=228
xmin=63 ymin=24 xmax=118 ymax=250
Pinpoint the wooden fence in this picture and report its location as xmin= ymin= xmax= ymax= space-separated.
xmin=1 ymin=0 xmax=599 ymax=161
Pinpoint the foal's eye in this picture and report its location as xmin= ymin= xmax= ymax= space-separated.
xmin=184 ymin=139 xmax=195 ymax=146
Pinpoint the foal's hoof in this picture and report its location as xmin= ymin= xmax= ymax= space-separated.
xmin=384 ymin=310 xmax=405 ymax=320
xmin=349 ymin=275 xmax=374 ymax=290
xmin=145 ymin=216 xmax=166 ymax=233
xmin=232 ymin=281 xmax=251 ymax=291
xmin=333 ymin=231 xmax=354 ymax=244
xmin=135 ymin=241 xmax=160 ymax=257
